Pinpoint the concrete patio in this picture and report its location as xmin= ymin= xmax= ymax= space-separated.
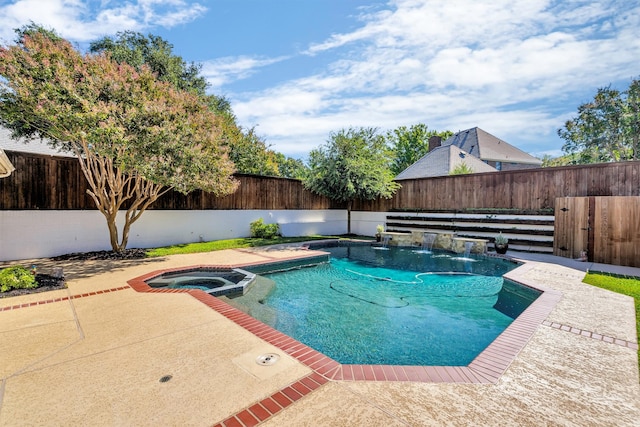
xmin=0 ymin=246 xmax=638 ymax=426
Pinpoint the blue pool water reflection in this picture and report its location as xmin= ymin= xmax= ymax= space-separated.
xmin=248 ymin=245 xmax=539 ymax=366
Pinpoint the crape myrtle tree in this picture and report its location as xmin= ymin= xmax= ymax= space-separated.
xmin=386 ymin=123 xmax=453 ymax=176
xmin=0 ymin=27 xmax=237 ymax=252
xmin=91 ymin=31 xmax=280 ymax=177
xmin=558 ymin=77 xmax=640 ymax=163
xmin=304 ymin=127 xmax=400 ymax=234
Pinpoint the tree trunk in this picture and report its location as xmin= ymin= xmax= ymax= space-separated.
xmin=73 ymin=142 xmax=169 ymax=253
xmin=106 ymin=214 xmax=121 ymax=252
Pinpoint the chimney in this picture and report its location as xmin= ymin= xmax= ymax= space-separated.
xmin=428 ymin=136 xmax=442 ymax=152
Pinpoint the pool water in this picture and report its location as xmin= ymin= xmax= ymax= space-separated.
xmin=251 ymin=245 xmax=539 ymax=366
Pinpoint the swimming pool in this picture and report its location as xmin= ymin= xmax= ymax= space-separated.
xmin=240 ymin=244 xmax=539 ymax=366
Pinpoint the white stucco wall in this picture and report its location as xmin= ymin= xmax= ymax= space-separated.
xmin=0 ymin=209 xmax=349 ymax=261
xmin=350 ymin=211 xmax=388 ymax=236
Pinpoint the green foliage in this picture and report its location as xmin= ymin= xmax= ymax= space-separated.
xmin=0 ymin=266 xmax=37 ymax=293
xmin=226 ymin=127 xmax=280 ymax=176
xmin=494 ymin=232 xmax=508 ymax=245
xmin=558 ymin=77 xmax=640 ymax=163
xmin=249 ymin=218 xmax=281 ymax=239
xmin=90 ymin=31 xmax=208 ymax=96
xmin=14 ymin=22 xmax=62 ymax=43
xmin=305 ymin=127 xmax=400 ymax=203
xmin=386 ymin=124 xmax=453 ymax=175
xmin=541 ymin=153 xmax=584 ymax=167
xmin=274 ymin=152 xmax=309 ymax=179
xmin=450 ymin=162 xmax=474 ymax=175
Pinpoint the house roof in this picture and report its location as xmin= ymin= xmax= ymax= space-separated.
xmin=0 ymin=126 xmax=74 ymax=157
xmin=395 ymin=144 xmax=497 ymax=180
xmin=442 ymin=127 xmax=542 ymax=165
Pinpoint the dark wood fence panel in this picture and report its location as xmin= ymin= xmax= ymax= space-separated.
xmin=0 ymin=152 xmax=93 ymax=209
xmin=353 ymin=161 xmax=640 ymax=212
xmin=0 ymin=151 xmax=338 ymax=210
xmin=3 ymin=151 xmax=640 ymax=212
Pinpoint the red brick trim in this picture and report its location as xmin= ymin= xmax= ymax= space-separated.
xmin=543 ymin=320 xmax=639 ymax=350
xmin=0 ymin=286 xmax=129 ymax=311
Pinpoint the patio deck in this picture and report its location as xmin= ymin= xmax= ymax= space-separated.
xmin=0 ymin=246 xmax=638 ymax=426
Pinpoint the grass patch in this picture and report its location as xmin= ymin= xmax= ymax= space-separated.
xmin=146 ymin=235 xmax=340 ymax=257
xmin=583 ymin=272 xmax=640 ymax=371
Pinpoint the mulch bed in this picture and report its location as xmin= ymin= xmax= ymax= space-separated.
xmin=1 ymin=249 xmax=147 ymax=299
xmin=51 ymin=248 xmax=147 ymax=261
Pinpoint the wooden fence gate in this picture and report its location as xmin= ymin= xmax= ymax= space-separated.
xmin=554 ymin=196 xmax=640 ymax=268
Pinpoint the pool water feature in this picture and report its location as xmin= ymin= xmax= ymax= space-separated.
xmin=241 ymin=245 xmax=539 ymax=366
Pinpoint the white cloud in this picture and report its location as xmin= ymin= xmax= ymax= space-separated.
xmin=230 ymin=0 xmax=640 ymax=158
xmin=0 ymin=0 xmax=206 ymax=43
xmin=200 ymin=55 xmax=289 ymax=89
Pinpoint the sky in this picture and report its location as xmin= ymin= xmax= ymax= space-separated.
xmin=0 ymin=0 xmax=638 ymax=160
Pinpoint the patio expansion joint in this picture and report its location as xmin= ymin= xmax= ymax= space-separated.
xmin=542 ymin=320 xmax=638 ymax=350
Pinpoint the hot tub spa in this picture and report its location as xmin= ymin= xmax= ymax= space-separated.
xmin=145 ymin=268 xmax=256 ymax=296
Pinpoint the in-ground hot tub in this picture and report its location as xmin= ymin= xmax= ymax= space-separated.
xmin=145 ymin=268 xmax=256 ymax=296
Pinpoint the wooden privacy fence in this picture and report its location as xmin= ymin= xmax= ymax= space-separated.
xmin=0 ymin=151 xmax=338 ymax=210
xmin=2 ymin=150 xmax=640 ymax=213
xmin=354 ymin=161 xmax=640 ymax=212
xmin=555 ymin=197 xmax=640 ymax=268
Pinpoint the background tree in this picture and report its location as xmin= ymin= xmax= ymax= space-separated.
xmin=274 ymin=153 xmax=308 ymax=179
xmin=91 ymin=31 xmax=283 ymax=177
xmin=386 ymin=124 xmax=453 ymax=175
xmin=541 ymin=153 xmax=583 ymax=167
xmin=304 ymin=127 xmax=400 ymax=234
xmin=225 ymin=126 xmax=280 ymax=176
xmin=558 ymin=77 xmax=640 ymax=163
xmin=450 ymin=162 xmax=473 ymax=175
xmin=0 ymin=28 xmax=237 ymax=252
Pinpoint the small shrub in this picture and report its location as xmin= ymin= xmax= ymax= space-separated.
xmin=250 ymin=218 xmax=281 ymax=239
xmin=250 ymin=218 xmax=265 ymax=237
xmin=494 ymin=232 xmax=508 ymax=245
xmin=0 ymin=266 xmax=37 ymax=293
